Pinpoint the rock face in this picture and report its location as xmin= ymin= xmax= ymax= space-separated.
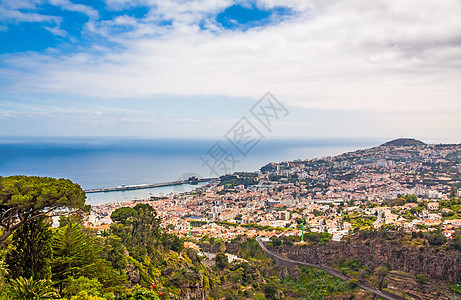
xmin=269 ymin=233 xmax=460 ymax=284
xmin=381 ymin=138 xmax=426 ymax=147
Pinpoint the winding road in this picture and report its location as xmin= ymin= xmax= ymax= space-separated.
xmin=256 ymin=237 xmax=402 ymax=300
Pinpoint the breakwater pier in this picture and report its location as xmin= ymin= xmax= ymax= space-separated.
xmin=84 ymin=177 xmax=217 ymax=193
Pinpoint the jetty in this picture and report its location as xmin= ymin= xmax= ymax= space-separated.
xmin=84 ymin=177 xmax=217 ymax=193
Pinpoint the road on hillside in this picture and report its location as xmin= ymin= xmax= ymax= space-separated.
xmin=256 ymin=237 xmax=402 ymax=300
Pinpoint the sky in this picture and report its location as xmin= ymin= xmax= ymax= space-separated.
xmin=0 ymin=0 xmax=460 ymax=143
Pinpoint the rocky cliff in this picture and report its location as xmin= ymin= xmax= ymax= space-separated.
xmin=269 ymin=232 xmax=460 ymax=284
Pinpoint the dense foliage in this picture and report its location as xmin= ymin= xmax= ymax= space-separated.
xmin=0 ymin=175 xmax=88 ymax=244
xmin=1 ymin=176 xmax=458 ymax=299
xmin=281 ymin=266 xmax=357 ymax=299
xmin=200 ymin=237 xmax=360 ymax=299
xmin=218 ymin=173 xmax=258 ymax=188
xmin=6 ymin=218 xmax=52 ymax=280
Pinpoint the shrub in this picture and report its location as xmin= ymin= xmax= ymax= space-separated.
xmin=349 ymin=278 xmax=358 ymax=286
xmin=416 ymin=274 xmax=427 ymax=284
xmin=427 ymin=232 xmax=446 ymax=246
xmin=8 ymin=277 xmax=59 ymax=300
xmin=263 ymin=283 xmax=278 ymax=300
xmin=128 ymin=285 xmax=161 ymax=300
xmin=452 ymin=235 xmax=461 ymax=251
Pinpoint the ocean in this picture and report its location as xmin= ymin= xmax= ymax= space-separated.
xmin=0 ymin=137 xmax=381 ymax=205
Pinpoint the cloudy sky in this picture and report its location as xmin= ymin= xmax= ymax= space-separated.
xmin=0 ymin=0 xmax=460 ymax=142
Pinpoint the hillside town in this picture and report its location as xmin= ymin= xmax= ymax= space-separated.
xmin=89 ymin=140 xmax=461 ymax=242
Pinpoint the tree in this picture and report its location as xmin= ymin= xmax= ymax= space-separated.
xmin=0 ymin=176 xmax=88 ymax=244
xmin=6 ymin=218 xmax=52 ymax=280
xmin=215 ymin=252 xmax=229 ymax=270
xmin=110 ymin=207 xmax=137 ymax=225
xmin=375 ymin=266 xmax=389 ymax=289
xmin=272 ymin=238 xmax=282 ymax=247
xmin=51 ymin=224 xmax=127 ymax=295
xmin=427 ymin=231 xmax=446 ymax=246
xmin=450 ymin=186 xmax=457 ymax=199
xmin=110 ymin=204 xmax=162 ymax=260
xmin=452 ymin=234 xmax=461 ymax=251
xmin=101 ymin=234 xmax=128 ymax=271
xmin=403 ymin=194 xmax=418 ymax=203
xmin=415 ymin=274 xmax=426 ymax=284
xmin=58 ymin=213 xmax=85 ymax=227
xmin=161 ymin=233 xmax=183 ymax=252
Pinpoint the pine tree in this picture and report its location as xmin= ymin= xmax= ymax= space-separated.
xmin=6 ymin=218 xmax=52 ymax=280
xmin=50 ymin=223 xmax=127 ymax=295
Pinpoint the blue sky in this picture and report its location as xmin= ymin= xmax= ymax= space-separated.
xmin=0 ymin=0 xmax=460 ymax=142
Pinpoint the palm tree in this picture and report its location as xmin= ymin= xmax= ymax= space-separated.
xmin=8 ymin=276 xmax=59 ymax=300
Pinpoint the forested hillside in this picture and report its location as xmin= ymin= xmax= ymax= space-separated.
xmin=0 ymin=176 xmax=364 ymax=299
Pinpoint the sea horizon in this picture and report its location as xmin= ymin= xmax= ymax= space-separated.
xmin=1 ymin=136 xmax=385 ymax=204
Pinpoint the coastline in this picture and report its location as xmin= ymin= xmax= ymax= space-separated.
xmin=0 ymin=137 xmax=380 ymax=190
xmin=86 ymin=181 xmax=211 ymax=205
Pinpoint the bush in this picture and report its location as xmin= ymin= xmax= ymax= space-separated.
xmin=263 ymin=283 xmax=278 ymax=300
xmin=416 ymin=274 xmax=427 ymax=284
xmin=427 ymin=232 xmax=446 ymax=246
xmin=303 ymin=232 xmax=332 ymax=244
xmin=450 ymin=282 xmax=461 ymax=294
xmin=8 ymin=277 xmax=59 ymax=300
xmin=71 ymin=291 xmax=106 ymax=300
xmin=349 ymin=278 xmax=358 ymax=286
xmin=271 ymin=238 xmax=282 ymax=247
xmin=452 ymin=235 xmax=461 ymax=251
xmin=127 ymin=285 xmax=161 ymax=300
xmin=65 ymin=276 xmax=103 ymax=298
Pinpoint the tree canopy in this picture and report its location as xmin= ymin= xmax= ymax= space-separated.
xmin=6 ymin=218 xmax=52 ymax=280
xmin=0 ymin=175 xmax=88 ymax=244
xmin=51 ymin=224 xmax=127 ymax=295
xmin=110 ymin=207 xmax=137 ymax=225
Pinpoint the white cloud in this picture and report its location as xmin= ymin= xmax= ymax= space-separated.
xmin=0 ymin=6 xmax=59 ymax=24
xmin=1 ymin=0 xmax=461 ymax=139
xmin=1 ymin=0 xmax=43 ymax=10
xmin=48 ymin=0 xmax=99 ymax=19
xmin=0 ymin=0 xmax=98 ymax=30
xmin=44 ymin=25 xmax=67 ymax=36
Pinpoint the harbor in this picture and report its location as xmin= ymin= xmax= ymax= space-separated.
xmin=84 ymin=177 xmax=217 ymax=193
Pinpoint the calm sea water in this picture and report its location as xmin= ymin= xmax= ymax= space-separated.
xmin=0 ymin=137 xmax=381 ymax=204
